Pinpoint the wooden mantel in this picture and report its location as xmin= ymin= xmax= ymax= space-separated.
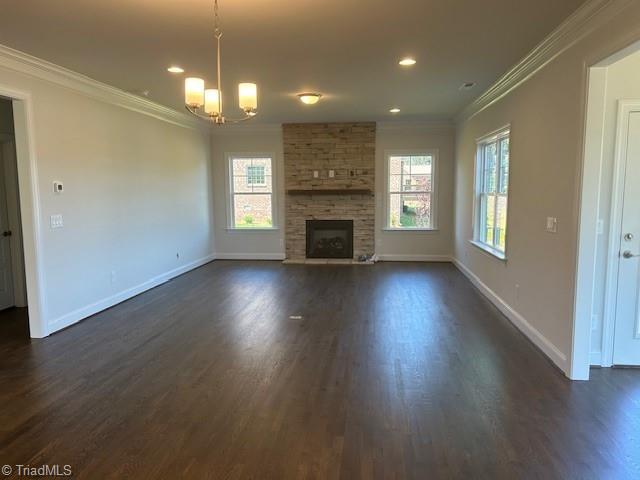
xmin=286 ymin=189 xmax=373 ymax=195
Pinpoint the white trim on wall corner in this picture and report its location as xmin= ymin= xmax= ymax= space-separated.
xmin=452 ymin=258 xmax=569 ymax=376
xmin=215 ymin=253 xmax=286 ymax=260
xmin=456 ymin=0 xmax=630 ymax=122
xmin=48 ymin=254 xmax=216 ymax=334
xmin=377 ymin=254 xmax=451 ymax=262
xmin=0 ymin=44 xmax=203 ymax=131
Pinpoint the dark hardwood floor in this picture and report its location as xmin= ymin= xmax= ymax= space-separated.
xmin=0 ymin=261 xmax=638 ymax=479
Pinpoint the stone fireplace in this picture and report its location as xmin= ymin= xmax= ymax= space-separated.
xmin=284 ymin=122 xmax=375 ymax=261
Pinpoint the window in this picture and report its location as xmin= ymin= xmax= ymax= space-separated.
xmin=246 ymin=165 xmax=265 ymax=186
xmin=474 ymin=128 xmax=510 ymax=257
xmin=387 ymin=152 xmax=437 ymax=229
xmin=228 ymin=156 xmax=275 ymax=229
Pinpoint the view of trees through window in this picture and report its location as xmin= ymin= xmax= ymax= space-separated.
xmin=230 ymin=157 xmax=273 ymax=228
xmin=388 ymin=154 xmax=434 ymax=229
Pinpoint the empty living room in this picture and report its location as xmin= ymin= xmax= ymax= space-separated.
xmin=1 ymin=0 xmax=640 ymax=478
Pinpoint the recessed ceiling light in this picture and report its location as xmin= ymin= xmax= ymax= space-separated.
xmin=399 ymin=58 xmax=416 ymax=66
xmin=389 ymin=108 xmax=401 ymax=113
xmin=297 ymin=93 xmax=322 ymax=105
xmin=167 ymin=66 xmax=185 ymax=74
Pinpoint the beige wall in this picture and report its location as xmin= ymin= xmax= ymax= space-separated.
xmin=210 ymin=126 xmax=285 ymax=259
xmin=0 ymin=65 xmax=214 ymax=334
xmin=453 ymin=1 xmax=640 ymax=374
xmin=376 ymin=123 xmax=454 ymax=260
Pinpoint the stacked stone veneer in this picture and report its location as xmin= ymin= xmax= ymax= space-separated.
xmin=284 ymin=122 xmax=376 ymax=260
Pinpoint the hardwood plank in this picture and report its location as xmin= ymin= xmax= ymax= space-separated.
xmin=0 ymin=261 xmax=638 ymax=479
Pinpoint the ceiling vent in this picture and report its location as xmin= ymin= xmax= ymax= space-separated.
xmin=460 ymin=82 xmax=476 ymax=91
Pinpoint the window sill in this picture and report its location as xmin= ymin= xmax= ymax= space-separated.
xmin=469 ymin=240 xmax=507 ymax=261
xmin=226 ymin=227 xmax=279 ymax=232
xmin=383 ymin=228 xmax=439 ymax=232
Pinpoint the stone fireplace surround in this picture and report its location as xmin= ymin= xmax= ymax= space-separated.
xmin=283 ymin=122 xmax=375 ymax=261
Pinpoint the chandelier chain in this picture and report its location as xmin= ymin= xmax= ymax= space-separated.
xmin=213 ymin=0 xmax=221 ymax=39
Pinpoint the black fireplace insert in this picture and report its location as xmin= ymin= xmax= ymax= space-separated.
xmin=306 ymin=220 xmax=354 ymax=259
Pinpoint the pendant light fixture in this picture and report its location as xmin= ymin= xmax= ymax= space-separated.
xmin=184 ymin=0 xmax=257 ymax=124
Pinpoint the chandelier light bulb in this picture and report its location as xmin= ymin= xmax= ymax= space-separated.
xmin=204 ymin=89 xmax=220 ymax=115
xmin=185 ymin=77 xmax=205 ymax=108
xmin=239 ymin=83 xmax=258 ymax=112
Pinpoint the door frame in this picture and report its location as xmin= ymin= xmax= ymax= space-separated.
xmin=602 ymin=100 xmax=640 ymax=366
xmin=0 ymin=84 xmax=47 ymax=338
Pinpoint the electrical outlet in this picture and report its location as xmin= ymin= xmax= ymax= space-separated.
xmin=596 ymin=219 xmax=604 ymax=235
xmin=591 ymin=314 xmax=599 ymax=331
xmin=313 ymin=170 xmax=319 ymax=178
xmin=329 ymin=170 xmax=335 ymax=178
xmin=546 ymin=217 xmax=558 ymax=233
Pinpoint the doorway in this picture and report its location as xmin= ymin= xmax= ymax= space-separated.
xmin=574 ymin=40 xmax=640 ymax=379
xmin=0 ymin=98 xmax=27 ymax=317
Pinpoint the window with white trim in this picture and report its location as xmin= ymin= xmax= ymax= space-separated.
xmin=474 ymin=128 xmax=510 ymax=256
xmin=229 ymin=156 xmax=274 ymax=229
xmin=387 ymin=152 xmax=437 ymax=229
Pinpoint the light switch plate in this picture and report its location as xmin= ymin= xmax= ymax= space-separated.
xmin=546 ymin=217 xmax=558 ymax=233
xmin=329 ymin=170 xmax=335 ymax=178
xmin=50 ymin=214 xmax=64 ymax=229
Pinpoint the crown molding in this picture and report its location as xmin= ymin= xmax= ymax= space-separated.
xmin=456 ymin=0 xmax=633 ymax=123
xmin=0 ymin=44 xmax=205 ymax=131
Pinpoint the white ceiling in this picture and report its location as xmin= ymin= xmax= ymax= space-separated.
xmin=0 ymin=0 xmax=587 ymax=123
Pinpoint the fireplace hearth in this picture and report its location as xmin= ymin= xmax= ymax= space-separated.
xmin=306 ymin=220 xmax=354 ymax=259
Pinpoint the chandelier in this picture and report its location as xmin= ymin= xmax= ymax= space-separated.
xmin=184 ymin=0 xmax=257 ymax=124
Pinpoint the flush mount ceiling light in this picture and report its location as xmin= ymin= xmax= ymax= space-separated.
xmin=184 ymin=0 xmax=258 ymax=125
xmin=297 ymin=93 xmax=322 ymax=105
xmin=167 ymin=66 xmax=184 ymax=73
xmin=398 ymin=58 xmax=417 ymax=66
xmin=389 ymin=108 xmax=401 ymax=113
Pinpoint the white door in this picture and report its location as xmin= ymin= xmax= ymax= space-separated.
xmin=613 ymin=111 xmax=640 ymax=365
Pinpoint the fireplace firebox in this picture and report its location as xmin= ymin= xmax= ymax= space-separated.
xmin=306 ymin=220 xmax=354 ymax=259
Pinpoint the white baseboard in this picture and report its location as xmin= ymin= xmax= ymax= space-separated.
xmin=214 ymin=253 xmax=286 ymax=261
xmin=47 ymin=254 xmax=216 ymax=335
xmin=452 ymin=258 xmax=568 ymax=375
xmin=377 ymin=254 xmax=452 ymax=262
